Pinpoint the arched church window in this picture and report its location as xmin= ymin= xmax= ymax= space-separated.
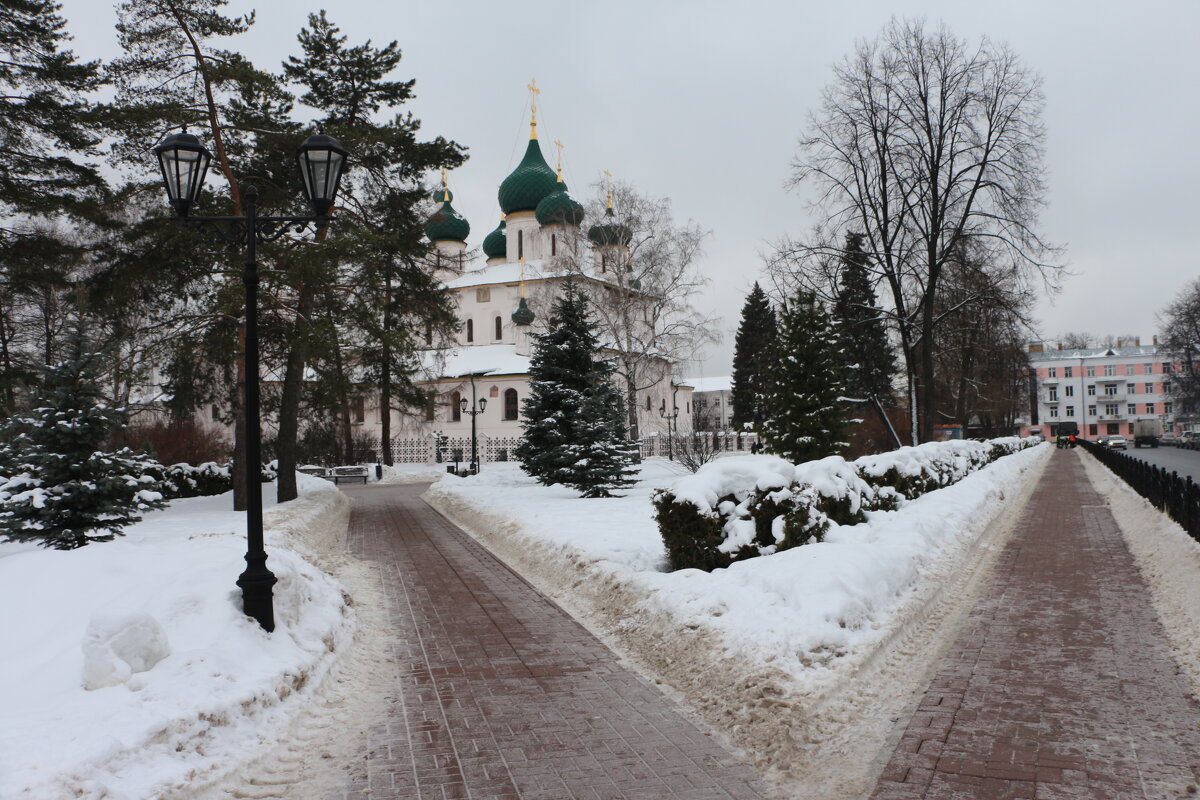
xmin=466 ymin=318 xmax=474 ymax=343
xmin=504 ymin=388 xmax=519 ymax=420
xmin=518 ymin=229 xmax=523 ymax=259
xmin=645 ymin=395 xmax=651 ymax=411
xmin=451 ymin=391 xmax=462 ymax=422
xmin=495 ymin=316 xmax=502 ymax=340
xmin=551 ymin=234 xmax=556 ymax=257
xmin=424 ymin=322 xmax=432 ymax=346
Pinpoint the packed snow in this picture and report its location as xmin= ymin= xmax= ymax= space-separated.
xmin=0 ymin=473 xmax=355 ymax=799
xmin=425 ymin=442 xmax=1050 ymax=798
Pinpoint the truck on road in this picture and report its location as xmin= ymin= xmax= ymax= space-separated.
xmin=1133 ymin=419 xmax=1160 ymax=448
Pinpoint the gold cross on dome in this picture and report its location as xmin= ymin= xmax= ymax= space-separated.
xmin=603 ymin=169 xmax=614 ymax=208
xmin=440 ymin=167 xmax=448 ymax=201
xmin=554 ymin=139 xmax=565 ymax=180
xmin=527 ymin=78 xmax=540 ymax=138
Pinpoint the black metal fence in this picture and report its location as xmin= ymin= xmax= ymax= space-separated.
xmin=1078 ymin=439 xmax=1200 ymax=542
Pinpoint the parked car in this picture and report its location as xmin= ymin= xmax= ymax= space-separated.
xmin=1096 ymin=436 xmax=1112 ymax=447
xmin=1160 ymin=432 xmax=1180 ymax=446
xmin=1105 ymin=435 xmax=1128 ymax=450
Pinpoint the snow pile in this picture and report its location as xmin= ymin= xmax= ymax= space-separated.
xmin=0 ymin=473 xmax=353 ymax=799
xmin=425 ymin=442 xmax=1049 ymax=798
xmin=658 ymin=437 xmax=1035 ymax=569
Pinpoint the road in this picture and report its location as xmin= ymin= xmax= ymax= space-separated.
xmin=1121 ymin=443 xmax=1200 ymax=482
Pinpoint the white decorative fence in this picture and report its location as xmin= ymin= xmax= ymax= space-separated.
xmin=379 ymin=432 xmax=759 ymax=464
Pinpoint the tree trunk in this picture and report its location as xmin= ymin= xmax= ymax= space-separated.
xmin=380 ymin=272 xmax=393 ymax=466
xmin=275 ymin=285 xmax=314 ymax=503
xmin=920 ymin=300 xmax=937 ymax=443
xmin=624 ymin=360 xmax=640 ymax=441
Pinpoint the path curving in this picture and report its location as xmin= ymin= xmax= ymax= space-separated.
xmin=338 ymin=483 xmax=766 ymax=800
xmin=871 ymin=449 xmax=1200 ymax=800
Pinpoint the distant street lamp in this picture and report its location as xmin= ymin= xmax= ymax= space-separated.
xmin=459 ymin=373 xmax=488 ymax=474
xmin=659 ymin=383 xmax=681 ymax=461
xmin=152 ymin=128 xmax=348 ymax=632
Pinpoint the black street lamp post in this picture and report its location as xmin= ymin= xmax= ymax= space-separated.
xmin=459 ymin=374 xmax=487 ymax=474
xmin=659 ymin=384 xmax=681 ymax=461
xmin=152 ymin=129 xmax=348 ymax=632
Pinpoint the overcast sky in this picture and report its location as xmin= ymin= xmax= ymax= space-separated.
xmin=59 ymin=0 xmax=1200 ymax=377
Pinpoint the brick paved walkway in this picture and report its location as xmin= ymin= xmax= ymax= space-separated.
xmin=872 ymin=450 xmax=1200 ymax=800
xmin=340 ymin=484 xmax=766 ymax=800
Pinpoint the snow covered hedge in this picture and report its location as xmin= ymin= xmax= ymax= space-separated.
xmin=145 ymin=461 xmax=279 ymax=500
xmin=654 ymin=437 xmax=1036 ymax=571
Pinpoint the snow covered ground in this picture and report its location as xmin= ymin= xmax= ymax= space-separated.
xmin=0 ymin=474 xmax=357 ymax=800
xmin=426 ymin=443 xmax=1051 ymax=799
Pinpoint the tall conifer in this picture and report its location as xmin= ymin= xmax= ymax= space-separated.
xmin=832 ymin=233 xmax=896 ymax=404
xmin=730 ymin=283 xmax=777 ymax=433
xmin=760 ymin=289 xmax=848 ymax=462
xmin=516 ymin=283 xmax=637 ymax=497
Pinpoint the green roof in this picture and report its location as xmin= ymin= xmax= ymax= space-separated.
xmin=536 ymin=187 xmax=585 ymax=227
xmin=430 ymin=187 xmax=453 ymax=204
xmin=587 ymin=206 xmax=631 ymax=246
xmin=482 ymin=218 xmax=507 ymax=259
xmin=498 ymin=138 xmax=559 ymax=214
xmin=511 ymin=296 xmax=535 ymax=326
xmin=424 ymin=200 xmax=470 ymax=243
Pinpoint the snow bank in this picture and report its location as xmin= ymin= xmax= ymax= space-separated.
xmin=425 ymin=443 xmax=1049 ymax=798
xmin=0 ymin=473 xmax=353 ymax=799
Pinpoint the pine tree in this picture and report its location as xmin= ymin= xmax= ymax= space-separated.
xmin=760 ymin=289 xmax=849 ymax=463
xmin=730 ymin=283 xmax=777 ymax=434
xmin=516 ymin=283 xmax=638 ymax=497
xmin=832 ymin=233 xmax=896 ymax=404
xmin=0 ymin=337 xmax=165 ymax=549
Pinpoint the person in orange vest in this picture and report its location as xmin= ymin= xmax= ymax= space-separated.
xmin=1069 ymin=433 xmax=1077 ymax=448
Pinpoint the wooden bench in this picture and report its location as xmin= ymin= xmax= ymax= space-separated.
xmin=332 ymin=466 xmax=369 ymax=485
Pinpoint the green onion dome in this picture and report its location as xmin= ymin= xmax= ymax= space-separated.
xmin=424 ymin=199 xmax=470 ymax=243
xmin=535 ymin=185 xmax=585 ymax=226
xmin=430 ymin=187 xmax=453 ymax=204
xmin=498 ymin=138 xmax=559 ymax=214
xmin=587 ymin=205 xmax=632 ymax=246
xmin=482 ymin=217 xmax=507 ymax=259
xmin=512 ymin=296 xmax=535 ymax=326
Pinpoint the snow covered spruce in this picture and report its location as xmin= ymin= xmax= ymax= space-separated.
xmin=655 ymin=437 xmax=1038 ymax=571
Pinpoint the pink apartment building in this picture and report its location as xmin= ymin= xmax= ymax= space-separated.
xmin=1020 ymin=337 xmax=1185 ymax=439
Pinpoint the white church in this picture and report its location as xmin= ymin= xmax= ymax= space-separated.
xmin=375 ymin=90 xmax=694 ymax=463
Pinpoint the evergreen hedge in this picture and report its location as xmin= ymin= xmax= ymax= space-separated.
xmin=654 ymin=437 xmax=1036 ymax=572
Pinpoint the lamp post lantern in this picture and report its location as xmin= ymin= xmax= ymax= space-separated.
xmin=152 ymin=127 xmax=348 ymax=632
xmin=659 ymin=383 xmax=681 ymax=461
xmin=460 ymin=375 xmax=487 ymax=474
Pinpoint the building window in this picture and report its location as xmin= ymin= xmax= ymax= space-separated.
xmin=1105 ymin=404 xmax=1119 ymax=416
xmin=1104 ymin=384 xmax=1118 ymax=396
xmin=1165 ymin=402 xmax=1173 ymax=414
xmin=1088 ymin=405 xmax=1097 ymax=417
xmin=1086 ymin=366 xmax=1095 ymax=377
xmin=1064 ymin=367 xmax=1073 ymax=378
xmin=518 ymin=229 xmax=523 ymax=259
xmin=495 ymin=316 xmax=503 ymax=340
xmin=1147 ymin=403 xmax=1156 ymax=414
xmin=1127 ymin=383 xmax=1135 ymax=394
xmin=1127 ymin=404 xmax=1137 ymax=415
xmin=1163 ymin=362 xmax=1172 ymax=374
xmin=351 ymin=396 xmax=365 ymax=424
xmin=1089 ymin=424 xmax=1098 ymax=436
xmin=451 ymin=391 xmax=462 ymax=422
xmin=1125 ymin=364 xmax=1135 ymax=375
xmin=1104 ymin=364 xmax=1115 ymax=377
xmin=1145 ymin=383 xmax=1153 ymax=394
xmin=476 ymin=287 xmax=491 ymax=303
xmin=504 ymin=388 xmax=519 ymax=420
xmin=1065 ymin=385 xmax=1074 ymax=397
xmin=466 ymin=318 xmax=474 ymax=343
xmin=1145 ymin=363 xmax=1153 ymax=374
xmin=425 ymin=402 xmax=435 ymax=422
xmin=1047 ymin=367 xmax=1057 ymax=378
xmin=1065 ymin=406 xmax=1075 ymax=417
xmin=1049 ymin=406 xmax=1059 ymax=418
xmin=1048 ymin=387 xmax=1058 ymax=401
xmin=551 ymin=233 xmax=556 ymax=256
xmin=211 ymin=404 xmax=220 ymax=421
xmin=1087 ymin=385 xmax=1096 ymax=396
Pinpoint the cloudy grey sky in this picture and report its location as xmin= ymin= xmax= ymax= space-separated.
xmin=60 ymin=0 xmax=1200 ymax=377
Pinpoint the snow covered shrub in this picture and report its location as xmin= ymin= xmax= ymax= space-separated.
xmin=144 ymin=461 xmax=278 ymax=500
xmin=655 ymin=437 xmax=1038 ymax=571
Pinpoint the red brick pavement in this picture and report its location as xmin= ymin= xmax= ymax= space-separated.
xmin=339 ymin=483 xmax=766 ymax=800
xmin=871 ymin=450 xmax=1200 ymax=800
